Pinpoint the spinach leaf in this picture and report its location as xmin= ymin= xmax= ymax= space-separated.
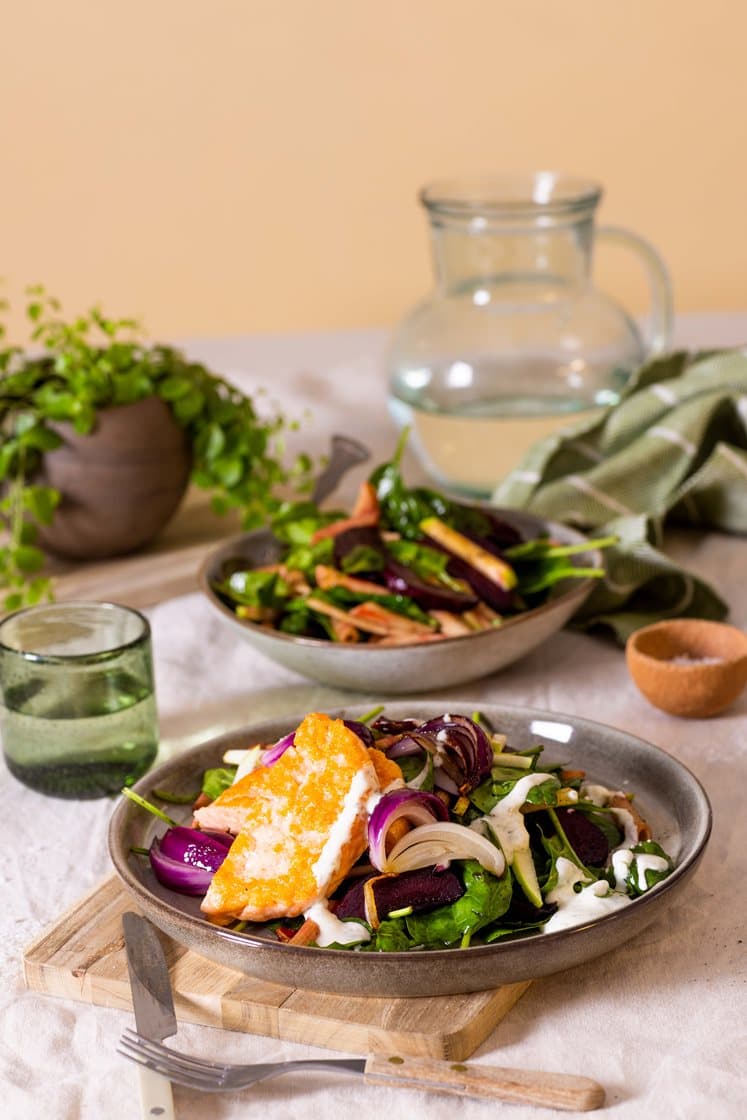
xmin=386 ymin=538 xmax=464 ymax=590
xmin=626 ymin=840 xmax=674 ymax=897
xmin=222 ymin=569 xmax=289 ymax=608
xmin=283 ymin=536 xmax=334 ymax=577
xmin=524 ymin=778 xmax=561 ymax=807
xmin=340 ymin=545 xmax=386 ymax=575
xmin=270 ymin=500 xmax=343 ymax=546
xmin=202 ymin=766 xmax=237 ymax=801
xmin=368 ymin=917 xmax=413 ymax=952
xmin=397 ymin=752 xmax=434 ymax=789
xmin=404 ymin=861 xmax=513 ymax=947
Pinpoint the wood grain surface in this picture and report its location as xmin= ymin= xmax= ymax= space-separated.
xmin=23 ymin=876 xmax=531 ymax=1060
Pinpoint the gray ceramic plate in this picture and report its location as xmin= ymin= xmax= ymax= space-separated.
xmin=109 ymin=702 xmax=711 ymax=997
xmin=198 ymin=509 xmax=602 ymax=693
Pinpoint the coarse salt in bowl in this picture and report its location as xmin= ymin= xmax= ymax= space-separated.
xmin=625 ymin=618 xmax=747 ymax=718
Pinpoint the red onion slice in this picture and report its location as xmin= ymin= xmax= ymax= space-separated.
xmin=368 ymin=788 xmax=448 ymax=871
xmin=149 ymin=826 xmax=233 ymax=895
xmin=260 ymin=731 xmax=296 ymax=766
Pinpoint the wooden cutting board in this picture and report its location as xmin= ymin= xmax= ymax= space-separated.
xmin=23 ymin=876 xmax=531 ymax=1060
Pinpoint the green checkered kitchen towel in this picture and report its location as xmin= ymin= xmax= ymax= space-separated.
xmin=494 ymin=348 xmax=747 ymax=642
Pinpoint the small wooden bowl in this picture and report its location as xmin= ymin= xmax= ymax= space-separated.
xmin=626 ymin=618 xmax=747 ymax=718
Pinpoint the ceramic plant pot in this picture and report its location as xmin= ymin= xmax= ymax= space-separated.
xmin=37 ymin=396 xmax=192 ymax=560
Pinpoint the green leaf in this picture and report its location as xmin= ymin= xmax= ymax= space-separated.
xmin=0 ymin=442 xmax=19 ymax=481
xmin=18 ymin=424 xmax=62 ymax=453
xmin=12 ymin=544 xmax=45 ymax=572
xmin=367 ymin=918 xmax=412 ymax=952
xmin=172 ymin=388 xmax=205 ymax=423
xmin=220 ymin=569 xmax=288 ymax=608
xmin=340 ymin=546 xmax=385 ymax=575
xmin=625 ymin=840 xmax=673 ymax=897
xmin=31 ymin=387 xmax=79 ymax=420
xmin=524 ymin=778 xmax=561 ymax=806
xmin=405 ymin=861 xmax=513 ymax=947
xmin=157 ymin=375 xmax=193 ymax=401
xmin=203 ymin=423 xmax=226 ymax=461
xmin=211 ymin=455 xmax=244 ymax=489
xmin=23 ymin=485 xmax=60 ymax=524
xmin=283 ymin=537 xmax=334 ymax=576
xmin=202 ymin=766 xmax=237 ymax=801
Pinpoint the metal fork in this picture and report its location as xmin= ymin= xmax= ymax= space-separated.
xmin=117 ymin=1029 xmax=365 ymax=1093
xmin=117 ymin=1028 xmax=606 ymax=1109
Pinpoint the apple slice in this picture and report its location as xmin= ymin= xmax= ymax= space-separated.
xmin=420 ymin=516 xmax=518 ymax=592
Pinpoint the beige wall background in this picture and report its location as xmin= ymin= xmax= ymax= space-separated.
xmin=2 ymin=1 xmax=746 ymax=343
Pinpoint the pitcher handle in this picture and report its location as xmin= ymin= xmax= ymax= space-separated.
xmin=596 ymin=225 xmax=673 ymax=356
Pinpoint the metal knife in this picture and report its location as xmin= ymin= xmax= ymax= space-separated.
xmin=122 ymin=912 xmax=177 ymax=1120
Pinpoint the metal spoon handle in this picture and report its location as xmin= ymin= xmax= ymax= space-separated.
xmin=311 ymin=435 xmax=370 ymax=505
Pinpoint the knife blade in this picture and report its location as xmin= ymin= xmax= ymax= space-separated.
xmin=122 ymin=912 xmax=177 ymax=1120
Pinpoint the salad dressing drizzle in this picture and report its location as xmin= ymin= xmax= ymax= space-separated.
xmin=483 ymin=772 xmax=556 ymax=862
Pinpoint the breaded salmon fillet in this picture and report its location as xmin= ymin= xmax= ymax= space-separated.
xmin=200 ymin=713 xmax=380 ymax=923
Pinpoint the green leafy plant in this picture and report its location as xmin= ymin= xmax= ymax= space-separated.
xmin=0 ymin=286 xmax=313 ymax=611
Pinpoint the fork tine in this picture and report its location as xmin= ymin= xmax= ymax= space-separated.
xmin=117 ymin=1052 xmax=225 ymax=1094
xmin=118 ymin=1036 xmax=225 ymax=1088
xmin=117 ymin=1029 xmax=365 ymax=1095
xmin=120 ymin=1030 xmax=230 ymax=1077
xmin=117 ymin=1044 xmax=226 ymax=1093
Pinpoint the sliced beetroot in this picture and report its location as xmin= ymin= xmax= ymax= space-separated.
xmin=467 ymin=508 xmax=524 ymax=549
xmin=383 ymin=557 xmax=477 ymax=612
xmin=442 ymin=554 xmax=517 ymax=612
xmin=556 ymin=807 xmax=610 ymax=867
xmin=334 ymin=866 xmax=464 ymax=922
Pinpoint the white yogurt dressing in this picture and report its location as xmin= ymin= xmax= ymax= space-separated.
xmin=542 ymin=857 xmax=629 ymax=934
xmin=579 ymin=782 xmax=612 ymax=807
xmin=612 ymin=848 xmax=669 ymax=893
xmin=484 ymin=772 xmax=556 ymax=862
xmin=311 ymin=765 xmax=377 ymax=889
xmin=304 ymin=900 xmax=370 ymax=946
xmin=609 ymin=807 xmax=640 ymax=849
xmin=579 ymin=781 xmax=639 ymax=849
xmin=611 ymin=848 xmax=635 ymax=890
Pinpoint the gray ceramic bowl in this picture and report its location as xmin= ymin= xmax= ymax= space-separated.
xmin=109 ymin=702 xmax=711 ymax=997
xmin=199 ymin=509 xmax=601 ymax=693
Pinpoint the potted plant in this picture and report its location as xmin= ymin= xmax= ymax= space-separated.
xmin=0 ymin=286 xmax=312 ymax=611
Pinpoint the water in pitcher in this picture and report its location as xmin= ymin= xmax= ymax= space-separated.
xmin=387 ymin=174 xmax=672 ymax=496
xmin=389 ymin=353 xmax=615 ymax=498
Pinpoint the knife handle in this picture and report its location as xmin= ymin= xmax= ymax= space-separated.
xmin=364 ymin=1055 xmax=605 ymax=1112
xmin=136 ymin=1066 xmax=175 ymax=1120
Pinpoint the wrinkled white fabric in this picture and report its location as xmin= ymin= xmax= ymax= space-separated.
xmin=2 ymin=321 xmax=746 ymax=1120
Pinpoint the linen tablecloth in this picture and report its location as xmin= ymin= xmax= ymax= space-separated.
xmin=2 ymin=317 xmax=746 ymax=1120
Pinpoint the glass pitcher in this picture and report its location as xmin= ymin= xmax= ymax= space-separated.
xmin=387 ymin=173 xmax=672 ymax=497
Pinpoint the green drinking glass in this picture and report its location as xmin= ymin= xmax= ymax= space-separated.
xmin=0 ymin=600 xmax=159 ymax=798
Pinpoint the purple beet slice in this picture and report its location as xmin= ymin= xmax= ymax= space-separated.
xmin=555 ymin=807 xmax=610 ymax=867
xmin=334 ymin=866 xmax=464 ymax=922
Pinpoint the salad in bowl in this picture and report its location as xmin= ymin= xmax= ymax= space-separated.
xmin=199 ymin=435 xmax=613 ymax=691
xmin=123 ymin=707 xmax=677 ymax=954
